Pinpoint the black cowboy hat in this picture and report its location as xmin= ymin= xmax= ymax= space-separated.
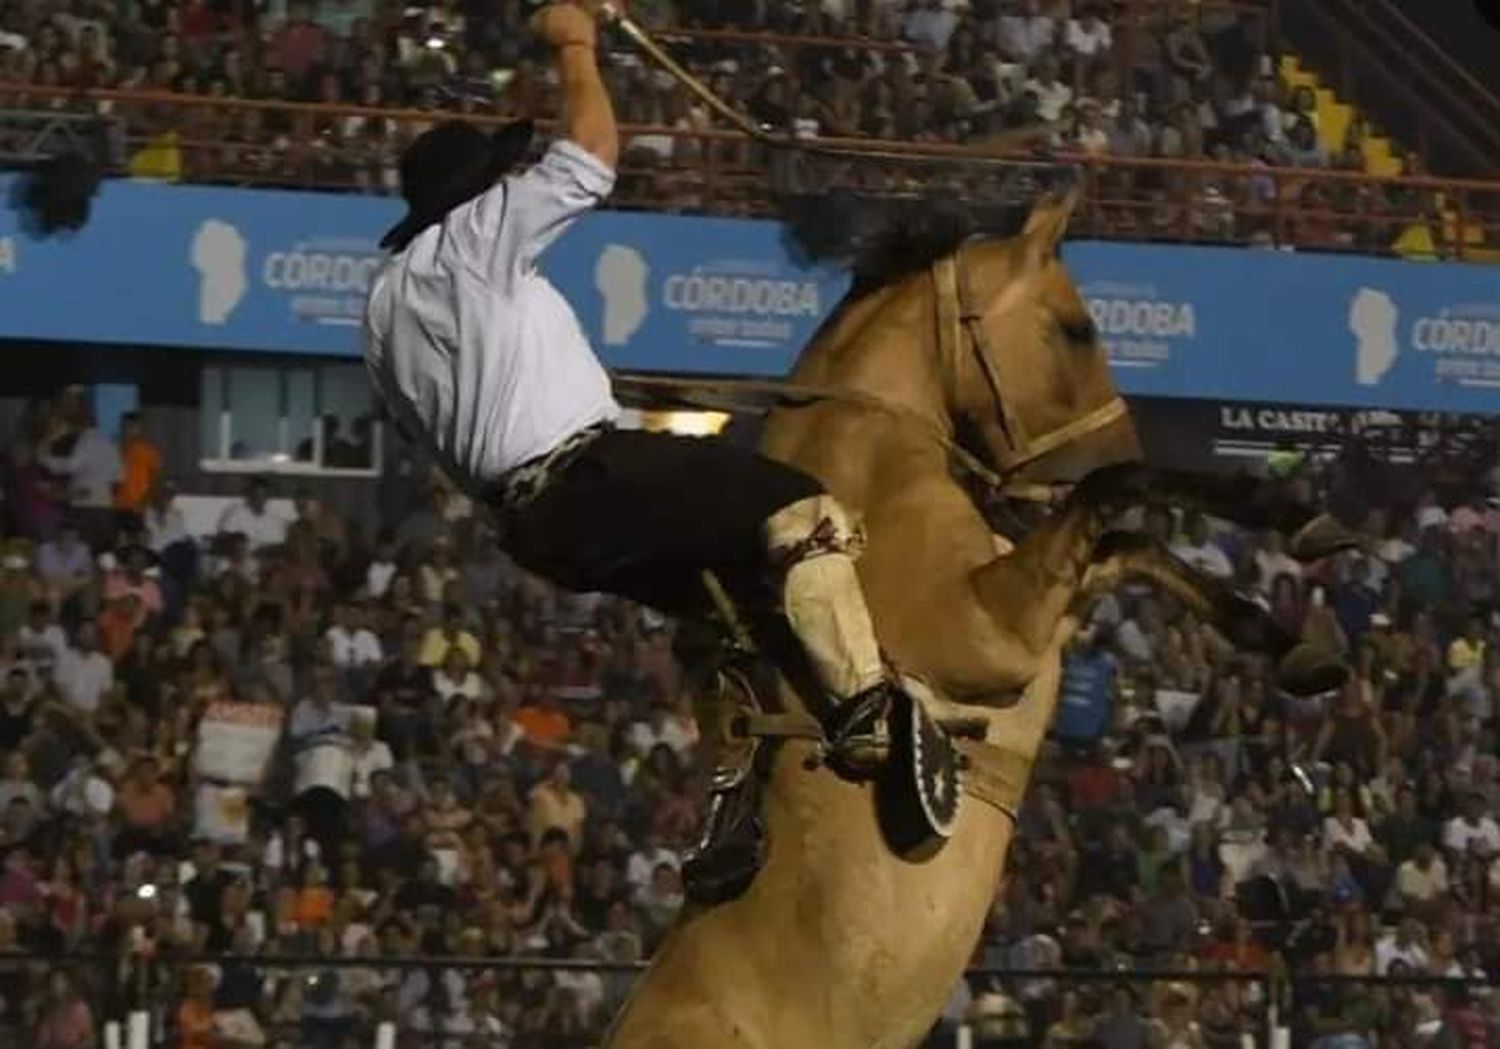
xmin=380 ymin=118 xmax=536 ymax=251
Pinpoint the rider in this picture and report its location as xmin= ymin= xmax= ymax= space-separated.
xmin=363 ymin=2 xmax=906 ymax=777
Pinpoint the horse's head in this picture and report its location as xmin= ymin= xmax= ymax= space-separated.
xmin=939 ymin=190 xmax=1140 ymax=486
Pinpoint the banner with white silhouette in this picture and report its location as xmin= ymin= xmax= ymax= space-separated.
xmin=0 ymin=174 xmax=1497 ymax=414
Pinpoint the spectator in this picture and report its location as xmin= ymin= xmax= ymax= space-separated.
xmin=999 ymin=0 xmax=1056 ymax=65
xmin=115 ymin=755 xmax=177 ymax=854
xmin=903 ymin=0 xmax=959 ymax=51
xmin=527 ymin=760 xmax=587 ymax=853
xmin=324 ymin=601 xmax=383 ymax=669
xmin=1022 ymin=54 xmax=1072 ymax=123
xmin=32 ymin=970 xmax=94 ymax=1049
xmin=114 ymin=412 xmax=162 ymax=517
xmin=216 ymin=479 xmax=291 ymax=552
xmin=1395 ymin=841 xmax=1449 ymax=914
xmin=1170 ymin=512 xmax=1233 ymax=579
xmin=39 ymin=406 xmax=121 ymax=551
xmin=1443 ymin=792 xmax=1500 ymax=859
xmin=1375 ymin=918 xmax=1430 ymax=974
xmin=34 ymin=523 xmax=93 ymax=605
xmin=418 ymin=603 xmax=481 ymax=668
xmin=53 ymin=621 xmax=111 ymax=715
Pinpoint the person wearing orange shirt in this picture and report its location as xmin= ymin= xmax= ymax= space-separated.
xmin=514 ymin=689 xmax=572 ymax=749
xmin=176 ymin=966 xmax=216 ymax=1049
xmin=293 ymin=863 xmax=335 ymax=929
xmin=115 ymin=412 xmax=162 ymax=516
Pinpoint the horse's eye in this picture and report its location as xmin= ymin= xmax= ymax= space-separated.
xmin=1060 ymin=317 xmax=1098 ymax=344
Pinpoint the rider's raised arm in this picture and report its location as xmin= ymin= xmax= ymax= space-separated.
xmin=546 ymin=3 xmax=619 ymax=171
xmin=454 ymin=3 xmax=618 ymax=285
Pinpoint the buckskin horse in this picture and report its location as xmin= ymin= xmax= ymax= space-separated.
xmin=603 ymin=190 xmax=1345 ymax=1049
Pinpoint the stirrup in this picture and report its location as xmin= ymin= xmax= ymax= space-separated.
xmin=825 ymin=683 xmax=895 ymax=779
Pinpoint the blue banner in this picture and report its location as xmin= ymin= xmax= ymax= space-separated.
xmin=1 ymin=177 xmax=1499 ymax=415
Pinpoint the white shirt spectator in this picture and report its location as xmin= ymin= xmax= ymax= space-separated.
xmin=349 ymin=739 xmax=395 ymax=800
xmin=1023 ymin=76 xmax=1073 ymax=122
xmin=41 ymin=428 xmax=122 ymax=508
xmin=1444 ymin=813 xmax=1500 ymax=857
xmin=0 ymin=777 xmax=41 ymax=812
xmin=326 ymin=625 xmax=383 ymax=668
xmin=903 ymin=2 xmax=958 ymax=50
xmin=18 ymin=622 xmax=69 ymax=674
xmin=366 ymin=559 xmax=397 ymax=598
xmin=35 ymin=536 xmax=92 ymax=590
xmin=1064 ymin=17 xmax=1112 ymax=58
xmin=1396 ymin=856 xmax=1449 ymax=903
xmin=289 ymin=696 xmax=350 ymax=750
xmin=432 ymin=669 xmax=483 ymax=707
xmin=365 ymin=140 xmax=621 ymax=493
xmin=998 ymin=14 xmax=1055 ymax=61
xmin=626 ymin=713 xmax=698 ymax=757
xmin=218 ymin=500 xmax=291 ymax=551
xmin=1375 ymin=933 xmax=1429 ymax=975
xmin=626 ymin=845 xmax=680 ymax=891
xmin=1075 ymin=123 xmax=1109 ymax=155
xmin=55 ymin=646 xmax=113 ymax=713
xmin=49 ymin=762 xmax=115 ymax=818
xmin=1322 ymin=815 xmax=1375 ymax=855
xmin=144 ymin=502 xmax=190 ymax=551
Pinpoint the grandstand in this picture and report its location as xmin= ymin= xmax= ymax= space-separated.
xmin=0 ymin=1 xmax=1496 ymax=1047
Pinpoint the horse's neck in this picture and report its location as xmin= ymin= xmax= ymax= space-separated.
xmin=765 ymin=281 xmax=959 ymax=517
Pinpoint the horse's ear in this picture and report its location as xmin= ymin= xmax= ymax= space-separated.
xmin=1021 ymin=187 xmax=1079 ymax=266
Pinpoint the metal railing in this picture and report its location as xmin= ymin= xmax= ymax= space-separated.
xmin=4 ymin=948 xmax=1497 ymax=1046
xmin=1 ymin=952 xmax=1285 ymax=1048
xmin=3 ymin=83 xmax=1499 ymax=262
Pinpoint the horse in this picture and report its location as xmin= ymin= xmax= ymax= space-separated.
xmin=603 ymin=190 xmax=1340 ymax=1049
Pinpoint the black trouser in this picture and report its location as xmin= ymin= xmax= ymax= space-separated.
xmin=499 ymin=429 xmax=823 ymax=617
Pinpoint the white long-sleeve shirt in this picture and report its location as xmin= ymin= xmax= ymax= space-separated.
xmin=364 ymin=140 xmax=622 ymax=493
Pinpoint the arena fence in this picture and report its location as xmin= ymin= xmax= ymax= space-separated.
xmin=2 ymin=83 xmax=1499 ymax=262
xmin=8 ymin=950 xmax=1493 ymax=1047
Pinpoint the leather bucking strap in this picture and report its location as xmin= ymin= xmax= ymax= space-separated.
xmin=955 ymin=739 xmax=1029 ymax=824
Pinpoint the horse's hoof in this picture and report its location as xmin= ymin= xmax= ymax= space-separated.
xmin=1288 ymin=514 xmax=1367 ymax=563
xmin=1276 ymin=643 xmax=1350 ymax=697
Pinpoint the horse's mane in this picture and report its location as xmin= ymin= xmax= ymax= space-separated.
xmin=782 ymin=194 xmax=1028 ymax=299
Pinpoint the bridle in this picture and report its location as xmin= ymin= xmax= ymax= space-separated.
xmin=932 ymin=245 xmax=1129 ymax=479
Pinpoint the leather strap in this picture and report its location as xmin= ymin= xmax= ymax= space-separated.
xmin=739 ymin=711 xmax=825 ymax=741
xmin=930 ymin=251 xmax=1130 ymax=479
xmin=739 ymin=708 xmax=1029 ymax=826
xmin=955 ymin=739 xmax=1030 ymax=824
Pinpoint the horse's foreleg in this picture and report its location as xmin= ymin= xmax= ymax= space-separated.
xmin=965 ymin=492 xmax=1111 ymax=691
xmin=1079 ymin=533 xmax=1349 ymax=695
xmin=1139 ymin=467 xmax=1363 ymax=561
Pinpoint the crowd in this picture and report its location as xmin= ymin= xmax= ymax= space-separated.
xmin=0 ymin=0 xmax=1444 ymax=251
xmin=0 ymin=382 xmax=1494 ymax=1049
